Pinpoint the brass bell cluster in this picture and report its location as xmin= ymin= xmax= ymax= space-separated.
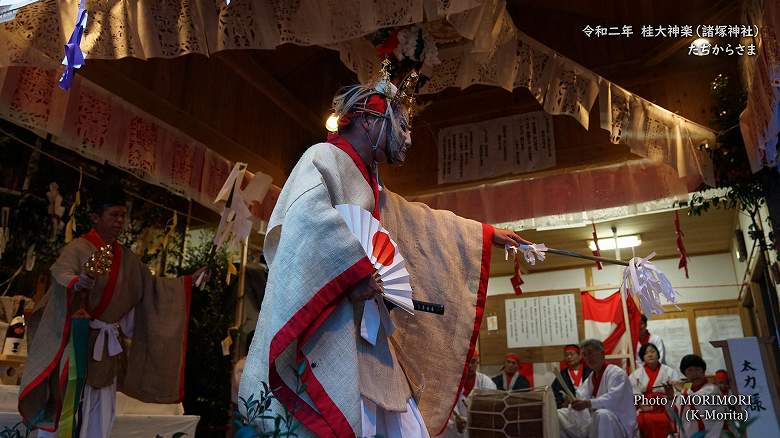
xmin=84 ymin=245 xmax=113 ymax=277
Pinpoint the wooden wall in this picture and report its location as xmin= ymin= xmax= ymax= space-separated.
xmin=478 ymin=292 xmax=752 ymax=370
xmin=648 ymin=299 xmax=754 ymax=355
xmin=479 ymin=289 xmax=584 ymax=366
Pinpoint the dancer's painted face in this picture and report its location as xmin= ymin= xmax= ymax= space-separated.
xmin=384 ymin=106 xmax=411 ymax=165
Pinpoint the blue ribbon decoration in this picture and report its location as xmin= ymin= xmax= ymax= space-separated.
xmin=58 ymin=0 xmax=87 ymax=90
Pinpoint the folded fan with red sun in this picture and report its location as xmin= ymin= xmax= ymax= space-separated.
xmin=335 ymin=204 xmax=445 ymax=316
xmin=336 ymin=203 xmax=415 ymax=314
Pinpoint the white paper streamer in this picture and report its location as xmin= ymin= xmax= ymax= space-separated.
xmin=213 ymin=165 xmax=252 ymax=252
xmin=503 ymin=244 xmax=679 ymax=315
xmin=621 ymin=252 xmax=679 ymax=315
xmin=505 ymin=243 xmax=548 ymax=266
xmin=213 ymin=163 xmax=272 ymax=253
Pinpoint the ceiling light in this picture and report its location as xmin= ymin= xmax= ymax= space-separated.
xmin=325 ymin=114 xmax=339 ymax=132
xmin=690 ymin=38 xmax=711 ymax=56
xmin=588 ymin=235 xmax=641 ymax=251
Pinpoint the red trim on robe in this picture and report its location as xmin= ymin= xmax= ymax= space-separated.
xmin=80 ymin=229 xmax=121 ymax=320
xmin=327 ymin=134 xmax=380 ymax=219
xmin=437 ymin=223 xmax=494 ymax=436
xmin=38 ymin=359 xmax=72 ymax=433
xmin=591 ymin=365 xmax=606 ymax=397
xmin=268 ymin=258 xmax=375 ymax=438
xmin=644 ymin=364 xmax=661 ymax=396
xmin=569 ymin=364 xmax=584 ymax=387
xmin=679 ymin=385 xmax=707 ymax=431
xmin=299 ymin=304 xmax=339 ymax=347
xmin=81 ymin=228 xmax=106 ymax=248
xmin=503 ymin=372 xmax=517 ymax=389
xmin=178 ymin=275 xmax=192 ymax=402
xmin=270 ymin=363 xmax=337 ymax=438
xmin=18 ymin=279 xmax=76 ymax=429
xmin=463 ymin=375 xmax=476 ymax=397
xmin=296 ymin=351 xmax=354 ymax=438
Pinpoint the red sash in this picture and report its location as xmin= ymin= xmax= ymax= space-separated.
xmin=679 ymin=383 xmax=707 ymax=431
xmin=463 ymin=375 xmax=476 ymax=396
xmin=568 ymin=364 xmax=584 ymax=387
xmin=591 ymin=365 xmax=606 ymax=397
xmin=80 ymin=229 xmax=122 ymax=320
xmin=644 ymin=364 xmax=661 ymax=396
xmin=327 ymin=134 xmax=380 ymax=219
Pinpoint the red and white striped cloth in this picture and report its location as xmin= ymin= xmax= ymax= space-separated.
xmin=581 ymin=291 xmax=641 ymax=371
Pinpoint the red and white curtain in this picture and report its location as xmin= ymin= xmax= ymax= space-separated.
xmin=581 ymin=291 xmax=641 ymax=371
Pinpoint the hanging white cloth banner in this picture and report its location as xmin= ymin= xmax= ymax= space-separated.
xmin=438 ymin=111 xmax=556 ymax=184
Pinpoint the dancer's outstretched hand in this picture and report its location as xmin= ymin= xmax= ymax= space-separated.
xmin=492 ymin=228 xmax=532 ymax=248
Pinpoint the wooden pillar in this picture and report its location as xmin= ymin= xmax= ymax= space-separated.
xmin=233 ymin=236 xmax=250 ymax=363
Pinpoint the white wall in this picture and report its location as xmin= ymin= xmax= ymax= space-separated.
xmin=488 ymin=253 xmax=739 ymax=303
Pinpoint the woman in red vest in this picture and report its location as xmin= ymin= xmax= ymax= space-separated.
xmin=629 ymin=343 xmax=680 ymax=438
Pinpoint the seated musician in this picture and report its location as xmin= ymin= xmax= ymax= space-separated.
xmin=663 ymin=354 xmax=724 ymax=438
xmin=552 ymin=344 xmax=592 ymax=408
xmin=629 ymin=343 xmax=680 ymax=438
xmin=491 ymin=353 xmax=530 ymax=391
xmin=444 ymin=350 xmax=496 ymax=437
xmin=557 ymin=339 xmax=636 ymax=438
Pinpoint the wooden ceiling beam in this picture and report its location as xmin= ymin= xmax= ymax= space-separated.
xmin=507 ymin=0 xmax=612 ymax=22
xmin=81 ymin=61 xmax=287 ymax=184
xmin=216 ymin=52 xmax=324 ymax=136
xmin=489 ymin=208 xmax=736 ymax=275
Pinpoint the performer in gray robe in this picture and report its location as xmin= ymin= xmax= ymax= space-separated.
xmin=240 ymin=67 xmax=530 ymax=437
xmin=19 ymin=183 xmax=198 ymax=438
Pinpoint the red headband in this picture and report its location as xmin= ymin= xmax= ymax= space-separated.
xmin=504 ymin=353 xmax=520 ymax=363
xmin=564 ymin=345 xmax=580 ymax=353
xmin=715 ymin=370 xmax=729 ymax=381
xmin=338 ymin=94 xmax=388 ymax=127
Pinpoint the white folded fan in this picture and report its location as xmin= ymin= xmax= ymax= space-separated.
xmin=335 ymin=204 xmax=413 ymax=345
xmin=335 ymin=204 xmax=415 ymax=314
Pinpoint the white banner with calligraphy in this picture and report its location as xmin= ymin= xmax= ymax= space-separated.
xmin=438 ymin=111 xmax=556 ymax=184
xmin=505 ymin=293 xmax=578 ymax=349
xmin=0 ymin=66 xmax=274 ymax=214
xmin=727 ymin=337 xmax=780 ymax=436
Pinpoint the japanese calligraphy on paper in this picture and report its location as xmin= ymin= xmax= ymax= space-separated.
xmin=727 ymin=337 xmax=780 ymax=435
xmin=505 ymin=293 xmax=578 ymax=348
xmin=438 ymin=111 xmax=556 ymax=184
xmin=696 ymin=314 xmax=743 ymax=372
xmin=647 ymin=318 xmax=693 ymax=371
